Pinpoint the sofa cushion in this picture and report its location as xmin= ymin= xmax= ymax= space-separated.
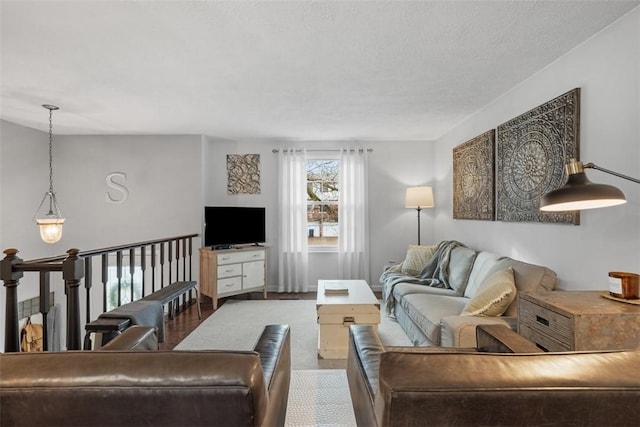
xmin=401 ymin=294 xmax=468 ymax=345
xmin=392 ymin=282 xmax=459 ymax=299
xmin=464 ymin=251 xmax=505 ymax=298
xmin=446 ymin=246 xmax=477 ymax=295
xmin=488 ymin=258 xmax=557 ymax=316
xmin=401 ymin=245 xmax=437 ymax=276
xmin=461 ymin=268 xmax=516 ymax=316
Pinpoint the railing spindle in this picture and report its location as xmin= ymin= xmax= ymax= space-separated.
xmin=39 ymin=271 xmax=51 ymax=351
xmin=151 ymin=244 xmax=157 ymax=293
xmin=141 ymin=246 xmax=147 ymax=297
xmin=84 ymin=256 xmax=92 ymax=324
xmin=129 ymin=248 xmax=135 ymax=303
xmin=182 ymin=239 xmax=186 ymax=280
xmin=116 ymin=250 xmax=123 ymax=306
xmin=168 ymin=240 xmax=174 ymax=285
xmin=101 ymin=254 xmax=108 ymax=313
xmin=160 ymin=243 xmax=166 ymax=288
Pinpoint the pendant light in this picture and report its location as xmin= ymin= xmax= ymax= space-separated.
xmin=34 ymin=104 xmax=65 ymax=243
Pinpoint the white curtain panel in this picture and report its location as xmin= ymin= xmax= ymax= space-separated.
xmin=338 ymin=148 xmax=370 ymax=282
xmin=277 ymin=148 xmax=309 ymax=292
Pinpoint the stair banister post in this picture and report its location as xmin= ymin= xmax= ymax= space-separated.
xmin=2 ymin=248 xmax=24 ymax=352
xmin=63 ymin=248 xmax=84 ymax=350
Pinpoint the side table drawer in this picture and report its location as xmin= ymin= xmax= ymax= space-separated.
xmin=519 ymin=323 xmax=570 ymax=352
xmin=519 ymin=298 xmax=572 ymax=342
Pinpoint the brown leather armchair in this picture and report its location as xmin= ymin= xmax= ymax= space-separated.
xmin=1 ymin=324 xmax=291 ymax=427
xmin=347 ymin=324 xmax=640 ymax=427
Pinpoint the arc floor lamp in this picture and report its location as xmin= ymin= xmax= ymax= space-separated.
xmin=540 ymin=159 xmax=639 ymax=211
xmin=406 ymin=186 xmax=434 ymax=245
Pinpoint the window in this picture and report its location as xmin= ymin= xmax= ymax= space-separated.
xmin=306 ymin=159 xmax=339 ymax=247
xmin=106 ymin=266 xmax=142 ymax=311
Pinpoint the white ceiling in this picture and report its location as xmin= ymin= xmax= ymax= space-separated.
xmin=1 ymin=1 xmax=638 ymax=141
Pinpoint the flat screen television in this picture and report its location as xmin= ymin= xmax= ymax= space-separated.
xmin=204 ymin=206 xmax=266 ymax=248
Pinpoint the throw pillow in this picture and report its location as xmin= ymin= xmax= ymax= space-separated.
xmin=401 ymin=244 xmax=437 ymax=276
xmin=461 ymin=267 xmax=516 ymax=316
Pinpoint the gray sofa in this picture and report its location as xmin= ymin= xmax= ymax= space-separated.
xmin=381 ymin=241 xmax=557 ymax=347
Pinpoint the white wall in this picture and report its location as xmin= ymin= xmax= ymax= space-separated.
xmin=202 ymin=136 xmax=280 ymax=287
xmin=433 ymin=8 xmax=640 ymax=290
xmin=202 ymin=138 xmax=435 ymax=291
xmin=0 ymin=121 xmax=57 ymax=256
xmin=366 ymin=140 xmax=436 ymax=287
xmin=1 ymin=121 xmax=64 ymax=351
xmin=0 ymin=121 xmax=203 ymax=349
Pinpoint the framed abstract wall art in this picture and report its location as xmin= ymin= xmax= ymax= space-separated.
xmin=496 ymin=88 xmax=580 ymax=225
xmin=227 ymin=154 xmax=261 ymax=194
xmin=453 ymin=129 xmax=495 ymax=220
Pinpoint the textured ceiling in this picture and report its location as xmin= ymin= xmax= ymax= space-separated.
xmin=1 ymin=1 xmax=638 ymax=141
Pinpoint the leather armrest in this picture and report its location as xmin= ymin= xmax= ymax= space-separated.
xmin=252 ymin=324 xmax=291 ymax=427
xmin=347 ymin=325 xmax=385 ymax=427
xmin=99 ymin=325 xmax=158 ymax=351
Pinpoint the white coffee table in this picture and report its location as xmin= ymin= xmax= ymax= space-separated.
xmin=316 ymin=279 xmax=380 ymax=359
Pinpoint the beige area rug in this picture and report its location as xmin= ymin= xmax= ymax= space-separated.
xmin=176 ymin=298 xmax=412 ymax=427
xmin=175 ymin=298 xmax=412 ymax=369
xmin=286 ymin=369 xmax=356 ymax=426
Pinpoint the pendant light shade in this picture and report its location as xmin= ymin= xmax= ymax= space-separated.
xmin=35 ymin=194 xmax=65 ymax=244
xmin=540 ymin=159 xmax=639 ymax=211
xmin=34 ymin=104 xmax=65 ymax=244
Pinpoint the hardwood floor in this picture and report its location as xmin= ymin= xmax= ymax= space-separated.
xmin=160 ymin=292 xmax=317 ymax=350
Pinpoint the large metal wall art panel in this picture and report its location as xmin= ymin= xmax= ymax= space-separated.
xmin=496 ymin=88 xmax=580 ymax=225
xmin=453 ymin=129 xmax=495 ymax=220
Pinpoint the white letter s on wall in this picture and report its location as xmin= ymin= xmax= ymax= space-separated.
xmin=106 ymin=172 xmax=129 ymax=203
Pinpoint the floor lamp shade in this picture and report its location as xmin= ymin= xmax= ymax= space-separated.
xmin=406 ymin=186 xmax=434 ymax=245
xmin=405 ymin=186 xmax=434 ymax=208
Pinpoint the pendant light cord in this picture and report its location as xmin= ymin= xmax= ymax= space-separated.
xmin=48 ymin=107 xmax=54 ymax=193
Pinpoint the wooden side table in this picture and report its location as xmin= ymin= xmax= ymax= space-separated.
xmin=518 ymin=290 xmax=640 ymax=351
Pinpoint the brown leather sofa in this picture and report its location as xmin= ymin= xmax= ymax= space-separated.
xmin=347 ymin=324 xmax=640 ymax=427
xmin=1 ymin=324 xmax=291 ymax=427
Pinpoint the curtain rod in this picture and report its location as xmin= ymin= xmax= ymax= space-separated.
xmin=271 ymin=148 xmax=373 ymax=153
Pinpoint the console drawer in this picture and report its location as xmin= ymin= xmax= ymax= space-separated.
xmin=217 ymin=277 xmax=242 ymax=294
xmin=217 ymin=250 xmax=265 ymax=265
xmin=217 ymin=263 xmax=242 ymax=279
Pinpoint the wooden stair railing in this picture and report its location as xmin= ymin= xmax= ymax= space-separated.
xmin=1 ymin=234 xmax=198 ymax=352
